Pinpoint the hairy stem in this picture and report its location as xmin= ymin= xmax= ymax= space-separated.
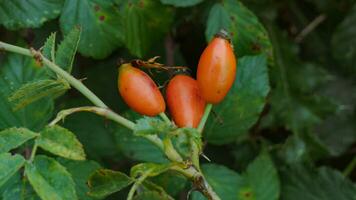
xmin=197 ymin=104 xmax=213 ymax=133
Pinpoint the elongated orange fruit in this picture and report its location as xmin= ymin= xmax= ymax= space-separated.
xmin=197 ymin=31 xmax=237 ymax=104
xmin=166 ymin=75 xmax=206 ymax=128
xmin=118 ymin=63 xmax=165 ymax=116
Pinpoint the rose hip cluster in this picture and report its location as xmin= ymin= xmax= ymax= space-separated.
xmin=118 ymin=31 xmax=237 ymax=128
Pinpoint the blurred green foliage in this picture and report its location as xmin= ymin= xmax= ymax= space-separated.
xmin=0 ymin=0 xmax=356 ymax=199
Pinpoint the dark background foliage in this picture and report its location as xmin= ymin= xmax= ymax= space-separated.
xmin=0 ymin=0 xmax=355 ymax=199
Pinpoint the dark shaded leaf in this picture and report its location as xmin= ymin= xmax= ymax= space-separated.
xmin=123 ymin=0 xmax=173 ymax=57
xmin=60 ymin=0 xmax=123 ymax=58
xmin=205 ymin=0 xmax=272 ymax=59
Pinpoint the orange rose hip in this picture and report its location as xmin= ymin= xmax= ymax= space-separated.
xmin=118 ymin=63 xmax=165 ymax=116
xmin=197 ymin=31 xmax=237 ymax=104
xmin=166 ymin=75 xmax=206 ymax=128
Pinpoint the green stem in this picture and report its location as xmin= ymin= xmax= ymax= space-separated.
xmin=163 ymin=138 xmax=183 ymax=162
xmin=190 ymin=139 xmax=201 ymax=170
xmin=197 ymin=104 xmax=213 ymax=133
xmin=29 ymin=141 xmax=38 ymax=163
xmin=343 ymin=156 xmax=356 ymax=177
xmin=127 ymin=171 xmax=151 ymax=200
xmin=159 ymin=112 xmax=171 ymax=124
xmin=49 ymin=106 xmax=135 ymax=130
xmin=0 ymin=41 xmax=107 ymax=108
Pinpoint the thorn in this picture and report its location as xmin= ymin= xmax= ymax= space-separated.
xmin=78 ymin=77 xmax=87 ymax=82
xmin=201 ymin=153 xmax=211 ymax=162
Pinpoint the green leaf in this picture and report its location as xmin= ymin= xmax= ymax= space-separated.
xmin=42 ymin=32 xmax=57 ymax=62
xmin=60 ymin=0 xmax=123 ymax=59
xmin=140 ymin=181 xmax=174 ymax=200
xmin=0 ymin=54 xmax=54 ymax=130
xmin=133 ymin=191 xmax=172 ymax=200
xmin=191 ymin=164 xmax=244 ymax=200
xmin=192 ymin=153 xmax=280 ymax=200
xmin=205 ymin=54 xmax=270 ymax=144
xmin=279 ymin=135 xmax=307 ymax=164
xmin=87 ymin=169 xmax=133 ymax=198
xmin=243 ymin=153 xmax=280 ymax=200
xmin=25 ymin=155 xmax=77 ymax=200
xmin=205 ymin=1 xmax=272 ymax=59
xmin=331 ymin=3 xmax=356 ymax=73
xmin=1 ymin=172 xmax=40 ymax=200
xmin=281 ymin=166 xmax=356 ymax=200
xmin=150 ymin=171 xmax=187 ymax=196
xmin=115 ymin=111 xmax=168 ymax=163
xmin=260 ymin=26 xmax=337 ymax=155
xmin=62 ymin=105 xmax=124 ymax=161
xmin=130 ymin=163 xmax=171 ymax=178
xmin=0 ymin=0 xmax=63 ymax=30
xmin=0 ymin=127 xmax=38 ymax=153
xmin=57 ymin=158 xmax=101 ymax=200
xmin=56 ymin=27 xmax=81 ymax=73
xmin=37 ymin=125 xmax=86 ymax=160
xmin=160 ymin=0 xmax=203 ymax=7
xmin=0 ymin=153 xmax=25 ymax=188
xmin=135 ymin=117 xmax=173 ymax=136
xmin=123 ymin=0 xmax=174 ymax=57
xmin=171 ymin=128 xmax=201 ymax=159
xmin=8 ymin=79 xmax=70 ymax=110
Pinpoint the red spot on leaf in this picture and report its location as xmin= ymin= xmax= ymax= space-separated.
xmin=99 ymin=15 xmax=105 ymax=21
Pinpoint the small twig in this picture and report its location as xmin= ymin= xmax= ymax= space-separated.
xmin=49 ymin=106 xmax=135 ymax=130
xmin=165 ymin=33 xmax=175 ymax=66
xmin=159 ymin=112 xmax=171 ymax=124
xmin=29 ymin=141 xmax=38 ymax=163
xmin=127 ymin=170 xmax=152 ymax=200
xmin=343 ymin=156 xmax=356 ymax=177
xmin=295 ymin=14 xmax=326 ymax=43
